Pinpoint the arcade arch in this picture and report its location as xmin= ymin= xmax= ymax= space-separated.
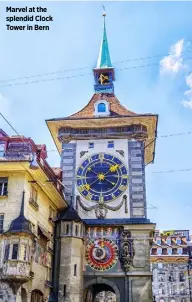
xmin=84 ymin=279 xmax=120 ymax=302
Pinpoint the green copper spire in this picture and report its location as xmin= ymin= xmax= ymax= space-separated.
xmin=96 ymin=9 xmax=112 ymax=69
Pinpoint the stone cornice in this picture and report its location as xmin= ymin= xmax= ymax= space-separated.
xmin=46 ymin=114 xmax=158 ymax=165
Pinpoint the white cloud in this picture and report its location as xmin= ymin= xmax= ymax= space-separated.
xmin=160 ymin=39 xmax=185 ymax=74
xmin=181 ymin=99 xmax=192 ymax=109
xmin=181 ymin=73 xmax=192 ymax=109
xmin=186 ymin=73 xmax=192 ymax=88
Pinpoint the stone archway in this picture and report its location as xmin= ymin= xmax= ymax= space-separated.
xmin=30 ymin=290 xmax=43 ymax=302
xmin=84 ymin=278 xmax=120 ymax=302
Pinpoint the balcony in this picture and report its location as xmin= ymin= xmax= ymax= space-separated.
xmin=29 ymin=197 xmax=39 ymax=211
xmin=2 ymin=260 xmax=31 ymax=282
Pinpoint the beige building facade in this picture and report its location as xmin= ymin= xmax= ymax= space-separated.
xmin=0 ymin=130 xmax=66 ymax=302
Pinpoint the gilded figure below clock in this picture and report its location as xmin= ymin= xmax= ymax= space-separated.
xmin=76 ymin=153 xmax=128 ymax=202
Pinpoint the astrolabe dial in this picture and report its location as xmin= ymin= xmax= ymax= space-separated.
xmin=76 ymin=153 xmax=128 ymax=202
xmin=85 ymin=238 xmax=118 ymax=271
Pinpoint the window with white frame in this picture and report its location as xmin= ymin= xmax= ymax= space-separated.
xmin=156 ymin=238 xmax=161 ymax=245
xmin=167 ymin=247 xmax=172 ymax=255
xmin=176 ymin=237 xmax=181 ymax=244
xmin=88 ymin=142 xmax=94 ymax=149
xmin=178 ymin=247 xmax=183 ymax=255
xmin=0 ymin=214 xmax=4 ymax=232
xmin=94 ymin=100 xmax=110 ymax=117
xmin=0 ymin=178 xmax=8 ymax=196
xmin=107 ymin=141 xmax=114 ymax=148
xmin=4 ymin=244 xmax=10 ymax=260
xmin=20 ymin=244 xmax=28 ymax=261
xmin=98 ymin=103 xmax=106 ymax=112
xmin=166 ymin=237 xmax=171 ymax=245
xmin=30 ymin=186 xmax=38 ymax=202
xmin=75 ymin=225 xmax=79 ymax=236
xmin=12 ymin=243 xmax=19 ymax=260
xmin=157 ymin=247 xmax=162 ymax=255
xmin=0 ymin=142 xmax=5 ymax=157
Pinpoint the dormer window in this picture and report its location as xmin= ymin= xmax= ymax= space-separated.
xmin=94 ymin=100 xmax=110 ymax=117
xmin=89 ymin=142 xmax=94 ymax=149
xmin=108 ymin=141 xmax=114 ymax=148
xmin=98 ymin=103 xmax=106 ymax=112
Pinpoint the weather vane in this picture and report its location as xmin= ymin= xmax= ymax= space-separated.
xmin=102 ymin=5 xmax=106 ymax=17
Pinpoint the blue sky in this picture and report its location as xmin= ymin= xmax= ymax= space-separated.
xmin=1 ymin=1 xmax=192 ymax=231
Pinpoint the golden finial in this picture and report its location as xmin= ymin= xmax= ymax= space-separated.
xmin=102 ymin=5 xmax=106 ymax=17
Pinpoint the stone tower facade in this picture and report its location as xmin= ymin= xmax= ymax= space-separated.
xmin=47 ymin=12 xmax=158 ymax=302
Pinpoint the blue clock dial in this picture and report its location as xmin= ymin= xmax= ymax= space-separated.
xmin=76 ymin=153 xmax=128 ymax=202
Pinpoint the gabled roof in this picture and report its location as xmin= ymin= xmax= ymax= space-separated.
xmin=69 ymin=93 xmax=137 ymax=118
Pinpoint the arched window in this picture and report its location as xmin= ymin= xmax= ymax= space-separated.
xmin=98 ymin=103 xmax=106 ymax=113
xmin=166 ymin=237 xmax=171 ymax=245
xmin=176 ymin=237 xmax=181 ymax=244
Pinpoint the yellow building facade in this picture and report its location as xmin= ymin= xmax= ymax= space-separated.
xmin=0 ymin=130 xmax=66 ymax=302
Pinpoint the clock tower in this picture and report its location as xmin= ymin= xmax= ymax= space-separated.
xmin=47 ymin=11 xmax=158 ymax=302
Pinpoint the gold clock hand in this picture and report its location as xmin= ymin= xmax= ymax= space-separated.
xmin=87 ymin=167 xmax=98 ymax=175
xmin=104 ymin=178 xmax=116 ymax=186
xmin=89 ymin=178 xmax=99 ymax=186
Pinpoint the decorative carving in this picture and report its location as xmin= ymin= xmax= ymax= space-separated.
xmin=2 ymin=260 xmax=30 ymax=281
xmin=80 ymin=151 xmax=88 ymax=158
xmin=119 ymin=228 xmax=134 ymax=272
xmin=116 ymin=150 xmax=124 ymax=157
xmin=77 ymin=195 xmax=127 ymax=219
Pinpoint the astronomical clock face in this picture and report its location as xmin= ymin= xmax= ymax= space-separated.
xmin=85 ymin=238 xmax=118 ymax=271
xmin=76 ymin=153 xmax=128 ymax=202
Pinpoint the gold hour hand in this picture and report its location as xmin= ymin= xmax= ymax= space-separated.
xmin=87 ymin=167 xmax=98 ymax=175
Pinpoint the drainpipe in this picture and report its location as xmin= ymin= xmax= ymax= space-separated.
xmin=48 ymin=220 xmax=60 ymax=302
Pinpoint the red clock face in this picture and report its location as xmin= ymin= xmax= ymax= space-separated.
xmin=85 ymin=238 xmax=118 ymax=271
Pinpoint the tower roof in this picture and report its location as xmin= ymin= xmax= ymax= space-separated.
xmin=69 ymin=93 xmax=136 ymax=118
xmin=58 ymin=205 xmax=82 ymax=222
xmin=96 ymin=11 xmax=112 ymax=69
xmin=6 ymin=191 xmax=33 ymax=235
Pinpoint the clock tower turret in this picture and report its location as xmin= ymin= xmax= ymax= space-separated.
xmin=93 ymin=9 xmax=115 ymax=94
